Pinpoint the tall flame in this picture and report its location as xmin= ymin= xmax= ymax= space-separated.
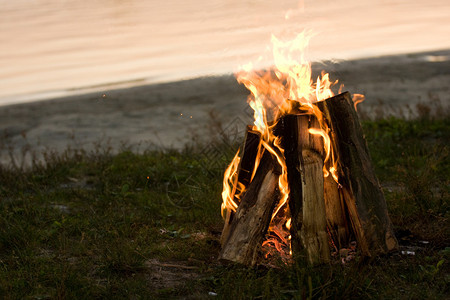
xmin=222 ymin=31 xmax=346 ymax=260
xmin=221 ymin=150 xmax=240 ymax=217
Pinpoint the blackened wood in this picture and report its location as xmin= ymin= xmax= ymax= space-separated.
xmin=276 ymin=114 xmax=303 ymax=258
xmin=219 ymin=151 xmax=279 ymax=265
xmin=221 ymin=127 xmax=261 ymax=245
xmin=316 ymin=92 xmax=398 ymax=255
xmin=238 ymin=126 xmax=261 ymax=186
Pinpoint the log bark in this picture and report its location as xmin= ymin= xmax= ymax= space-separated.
xmin=276 ymin=114 xmax=303 ymax=257
xmin=323 ymin=176 xmax=348 ymax=249
xmin=300 ymin=149 xmax=330 ymax=264
xmin=237 ymin=126 xmax=262 ymax=186
xmin=221 ymin=128 xmax=261 ymax=245
xmin=277 ymin=114 xmax=330 ymax=264
xmin=316 ymin=92 xmax=398 ymax=255
xmin=219 ymin=150 xmax=279 ymax=265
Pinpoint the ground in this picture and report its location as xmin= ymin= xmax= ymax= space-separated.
xmin=0 ymin=114 xmax=448 ymax=299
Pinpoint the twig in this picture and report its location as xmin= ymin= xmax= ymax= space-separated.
xmin=153 ymin=262 xmax=198 ymax=270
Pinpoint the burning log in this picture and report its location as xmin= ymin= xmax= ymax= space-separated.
xmin=220 ymin=127 xmax=261 ymax=245
xmin=300 ymin=149 xmax=330 ymax=264
xmin=219 ymin=150 xmax=280 ymax=265
xmin=237 ymin=126 xmax=262 ymax=187
xmin=316 ymin=92 xmax=398 ymax=255
xmin=219 ymin=92 xmax=398 ymax=266
xmin=278 ymin=114 xmax=330 ymax=264
xmin=323 ymin=176 xmax=348 ymax=249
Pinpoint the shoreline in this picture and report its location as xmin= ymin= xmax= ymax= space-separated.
xmin=1 ymin=50 xmax=449 ymax=166
xmin=2 ymin=48 xmax=450 ymax=108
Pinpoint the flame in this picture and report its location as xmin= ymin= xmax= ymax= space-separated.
xmin=221 ymin=150 xmax=240 ymax=217
xmin=260 ymin=139 xmax=289 ymax=221
xmin=286 ymin=218 xmax=291 ymax=230
xmin=221 ymin=30 xmax=358 ymax=260
xmin=352 ymin=93 xmax=365 ymax=111
xmin=308 ymin=128 xmax=331 ymax=163
xmin=330 ymin=166 xmax=339 ymax=184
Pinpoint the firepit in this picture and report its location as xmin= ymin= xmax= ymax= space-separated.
xmin=219 ymin=32 xmax=398 ymax=266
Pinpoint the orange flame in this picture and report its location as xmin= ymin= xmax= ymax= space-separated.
xmin=308 ymin=127 xmax=333 ymax=178
xmin=352 ymin=93 xmax=365 ymax=111
xmin=260 ymin=139 xmax=289 ymax=221
xmin=221 ymin=150 xmax=240 ymax=217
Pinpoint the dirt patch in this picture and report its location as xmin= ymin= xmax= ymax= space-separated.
xmin=145 ymin=259 xmax=200 ymax=290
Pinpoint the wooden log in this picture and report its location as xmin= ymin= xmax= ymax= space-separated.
xmin=275 ymin=114 xmax=303 ymax=257
xmin=277 ymin=114 xmax=330 ymax=264
xmin=300 ymin=149 xmax=330 ymax=264
xmin=297 ymin=115 xmax=330 ymax=264
xmin=299 ymin=113 xmax=348 ymax=251
xmin=237 ymin=126 xmax=262 ymax=186
xmin=221 ymin=128 xmax=261 ymax=245
xmin=316 ymin=92 xmax=398 ymax=255
xmin=219 ymin=151 xmax=279 ymax=265
xmin=323 ymin=176 xmax=348 ymax=249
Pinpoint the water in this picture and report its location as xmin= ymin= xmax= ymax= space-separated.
xmin=1 ymin=0 xmax=449 ymax=105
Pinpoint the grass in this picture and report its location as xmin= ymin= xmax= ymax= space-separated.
xmin=0 ymin=115 xmax=448 ymax=299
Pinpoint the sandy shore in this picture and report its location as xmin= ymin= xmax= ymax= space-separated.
xmin=1 ymin=50 xmax=449 ymax=166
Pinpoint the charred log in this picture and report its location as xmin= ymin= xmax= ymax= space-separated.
xmin=221 ymin=128 xmax=261 ymax=245
xmin=219 ymin=150 xmax=280 ymax=265
xmin=316 ymin=92 xmax=398 ymax=255
xmin=323 ymin=176 xmax=349 ymax=249
xmin=277 ymin=114 xmax=330 ymax=264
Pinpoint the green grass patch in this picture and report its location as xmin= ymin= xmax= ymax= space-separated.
xmin=0 ymin=117 xmax=448 ymax=299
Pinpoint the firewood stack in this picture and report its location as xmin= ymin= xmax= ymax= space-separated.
xmin=219 ymin=92 xmax=398 ymax=266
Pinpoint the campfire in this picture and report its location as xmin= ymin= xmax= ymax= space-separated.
xmin=219 ymin=32 xmax=398 ymax=266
